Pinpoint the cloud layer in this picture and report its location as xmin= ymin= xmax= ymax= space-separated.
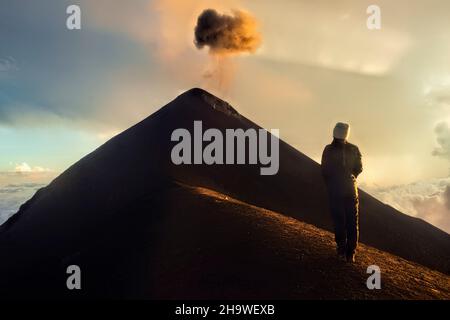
xmin=0 ymin=57 xmax=17 ymax=73
xmin=0 ymin=167 xmax=56 ymax=226
xmin=366 ymin=177 xmax=450 ymax=233
xmin=432 ymin=122 xmax=450 ymax=161
xmin=0 ymin=181 xmax=46 ymax=225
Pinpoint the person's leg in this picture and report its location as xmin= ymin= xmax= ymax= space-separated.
xmin=329 ymin=195 xmax=347 ymax=256
xmin=345 ymin=195 xmax=359 ymax=262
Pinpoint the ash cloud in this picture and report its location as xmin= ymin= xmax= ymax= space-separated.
xmin=194 ymin=9 xmax=261 ymax=55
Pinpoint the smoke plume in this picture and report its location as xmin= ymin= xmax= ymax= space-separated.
xmin=194 ymin=9 xmax=261 ymax=55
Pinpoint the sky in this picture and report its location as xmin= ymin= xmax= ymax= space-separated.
xmin=0 ymin=0 xmax=449 ymax=232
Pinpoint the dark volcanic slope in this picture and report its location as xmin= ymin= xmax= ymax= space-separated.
xmin=2 ymin=183 xmax=449 ymax=299
xmin=0 ymin=88 xmax=449 ymax=291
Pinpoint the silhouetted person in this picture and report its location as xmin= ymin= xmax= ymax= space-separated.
xmin=321 ymin=123 xmax=362 ymax=263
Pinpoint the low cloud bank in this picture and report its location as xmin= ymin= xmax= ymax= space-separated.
xmin=365 ymin=177 xmax=450 ymax=233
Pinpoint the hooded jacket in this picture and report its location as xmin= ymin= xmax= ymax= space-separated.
xmin=321 ymin=139 xmax=363 ymax=198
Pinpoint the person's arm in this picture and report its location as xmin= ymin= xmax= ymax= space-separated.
xmin=321 ymin=146 xmax=332 ymax=180
xmin=353 ymin=147 xmax=363 ymax=178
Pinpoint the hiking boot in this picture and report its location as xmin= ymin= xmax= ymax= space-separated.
xmin=346 ymin=254 xmax=356 ymax=263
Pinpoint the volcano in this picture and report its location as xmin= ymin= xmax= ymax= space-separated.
xmin=0 ymin=88 xmax=449 ymax=299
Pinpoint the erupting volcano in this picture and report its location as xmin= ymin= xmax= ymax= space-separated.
xmin=0 ymin=88 xmax=449 ymax=299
